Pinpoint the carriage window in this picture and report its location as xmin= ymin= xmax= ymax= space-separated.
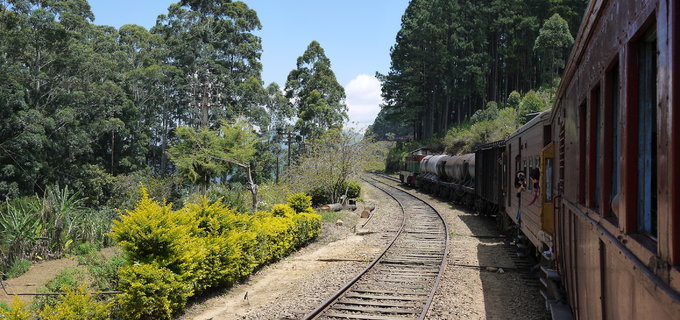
xmin=636 ymin=29 xmax=657 ymax=238
xmin=608 ymin=63 xmax=621 ymax=221
xmin=545 ymin=158 xmax=553 ymax=202
xmin=592 ymin=85 xmax=602 ymax=210
xmin=579 ymin=101 xmax=587 ymax=204
xmin=525 ymin=160 xmax=530 ymax=191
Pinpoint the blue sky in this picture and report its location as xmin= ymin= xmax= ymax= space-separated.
xmin=88 ymin=0 xmax=410 ymax=129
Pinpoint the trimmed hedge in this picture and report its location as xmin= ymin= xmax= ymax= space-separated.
xmin=109 ymin=188 xmax=321 ymax=319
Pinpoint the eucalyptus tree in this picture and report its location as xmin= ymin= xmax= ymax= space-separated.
xmin=153 ymin=0 xmax=263 ymax=128
xmin=285 ymin=41 xmax=347 ymax=140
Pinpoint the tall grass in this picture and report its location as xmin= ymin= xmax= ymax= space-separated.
xmin=0 ymin=185 xmax=115 ymax=271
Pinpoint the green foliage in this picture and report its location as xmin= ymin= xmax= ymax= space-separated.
xmin=257 ymin=183 xmax=290 ymax=210
xmin=270 ymin=204 xmax=296 ymax=217
xmin=110 ymin=188 xmax=201 ymax=281
xmin=116 ymin=263 xmax=192 ymax=320
xmin=73 ymin=242 xmax=99 ymax=256
xmin=376 ymin=0 xmax=585 ymax=140
xmin=39 ymin=287 xmax=111 ymax=320
xmin=286 ymin=128 xmax=372 ymax=204
xmin=111 ymin=188 xmax=321 ymax=318
xmin=287 ymin=193 xmax=313 ymax=213
xmin=5 ymin=259 xmax=31 ymax=279
xmin=0 ymin=297 xmax=31 ymax=320
xmin=106 ymin=170 xmax=183 ymax=211
xmin=345 ymin=181 xmax=361 ymax=199
xmin=0 ymin=186 xmax=114 ymax=271
xmin=519 ymin=90 xmax=550 ymax=122
xmin=534 ymin=13 xmax=575 ymax=84
xmin=35 ymin=267 xmax=90 ymax=310
xmin=202 ymin=183 xmax=250 ymax=213
xmin=82 ymin=253 xmax=127 ymax=291
xmin=286 ymin=41 xmax=347 ymax=139
xmin=507 ymin=91 xmax=522 ymax=110
xmin=470 ymin=103 xmax=500 ymax=124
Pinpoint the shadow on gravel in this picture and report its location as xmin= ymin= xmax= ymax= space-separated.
xmin=456 ymin=209 xmax=549 ymax=320
xmin=410 ymin=188 xmax=549 ymax=320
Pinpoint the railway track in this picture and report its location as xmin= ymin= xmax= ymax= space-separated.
xmin=304 ymin=176 xmax=449 ymax=320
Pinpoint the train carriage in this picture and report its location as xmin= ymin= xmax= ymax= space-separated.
xmin=550 ymin=0 xmax=679 ymax=318
xmin=504 ymin=110 xmax=554 ymax=252
xmin=474 ymin=140 xmax=505 ymax=216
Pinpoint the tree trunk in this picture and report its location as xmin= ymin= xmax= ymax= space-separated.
xmin=246 ymin=164 xmax=257 ymax=212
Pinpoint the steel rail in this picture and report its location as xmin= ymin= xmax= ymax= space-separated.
xmin=371 ymin=175 xmax=450 ymax=320
xmin=302 ymin=177 xmax=408 ymax=320
xmin=303 ymin=174 xmax=449 ymax=320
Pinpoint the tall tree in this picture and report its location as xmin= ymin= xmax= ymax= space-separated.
xmin=285 ymin=41 xmax=347 ymax=140
xmin=153 ymin=0 xmax=263 ymax=128
xmin=534 ymin=13 xmax=574 ymax=85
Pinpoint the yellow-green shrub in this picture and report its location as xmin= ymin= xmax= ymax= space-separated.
xmin=291 ymin=212 xmax=322 ymax=246
xmin=251 ymin=216 xmax=296 ymax=264
xmin=270 ymin=203 xmax=296 ymax=217
xmin=110 ymin=188 xmax=203 ymax=281
xmin=0 ymin=297 xmax=30 ymax=320
xmin=39 ymin=287 xmax=111 ymax=320
xmin=110 ymin=191 xmax=322 ymax=319
xmin=116 ymin=263 xmax=192 ymax=320
xmin=287 ymin=193 xmax=313 ymax=213
xmin=184 ymin=197 xmax=237 ymax=235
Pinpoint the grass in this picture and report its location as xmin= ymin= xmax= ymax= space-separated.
xmin=318 ymin=210 xmax=346 ymax=223
xmin=6 ymin=259 xmax=31 ymax=279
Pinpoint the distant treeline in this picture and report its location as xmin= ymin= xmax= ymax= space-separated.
xmin=369 ymin=0 xmax=586 ymax=140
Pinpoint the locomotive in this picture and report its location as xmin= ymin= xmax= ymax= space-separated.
xmin=404 ymin=0 xmax=680 ymax=318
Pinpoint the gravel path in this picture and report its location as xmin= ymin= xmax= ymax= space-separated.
xmin=375 ymin=176 xmax=549 ymax=320
xmin=176 ymin=181 xmax=402 ymax=320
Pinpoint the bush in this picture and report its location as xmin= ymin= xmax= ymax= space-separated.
xmin=39 ymin=287 xmax=111 ymax=320
xmin=35 ymin=267 xmax=89 ymax=310
xmin=116 ymin=263 xmax=192 ymax=320
xmin=287 ymin=193 xmax=313 ymax=213
xmin=345 ymin=181 xmax=361 ymax=199
xmin=6 ymin=259 xmax=31 ymax=279
xmin=84 ymin=253 xmax=127 ymax=291
xmin=111 ymin=190 xmax=322 ymax=319
xmin=270 ymin=204 xmax=295 ymax=217
xmin=72 ymin=242 xmax=99 ymax=256
xmin=110 ymin=188 xmax=202 ymax=281
xmin=0 ymin=297 xmax=30 ymax=320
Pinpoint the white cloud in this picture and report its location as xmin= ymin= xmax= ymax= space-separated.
xmin=344 ymin=74 xmax=383 ymax=131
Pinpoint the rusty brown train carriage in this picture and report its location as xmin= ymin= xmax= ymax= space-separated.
xmin=550 ymin=0 xmax=679 ymax=318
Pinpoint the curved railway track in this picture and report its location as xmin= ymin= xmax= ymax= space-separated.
xmin=304 ymin=176 xmax=449 ymax=320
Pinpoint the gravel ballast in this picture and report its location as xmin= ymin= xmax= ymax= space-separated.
xmin=177 ymin=177 xmax=548 ymax=320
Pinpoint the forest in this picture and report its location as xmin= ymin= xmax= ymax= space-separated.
xmin=368 ymin=0 xmax=586 ymax=143
xmin=0 ymin=0 xmax=351 ymax=204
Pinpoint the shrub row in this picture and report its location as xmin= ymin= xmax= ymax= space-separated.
xmin=110 ymin=191 xmax=320 ymax=319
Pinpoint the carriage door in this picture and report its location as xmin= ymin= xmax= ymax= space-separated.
xmin=540 ymin=142 xmax=555 ymax=245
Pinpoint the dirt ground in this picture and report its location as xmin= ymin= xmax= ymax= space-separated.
xmin=0 ymin=247 xmax=119 ymax=305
